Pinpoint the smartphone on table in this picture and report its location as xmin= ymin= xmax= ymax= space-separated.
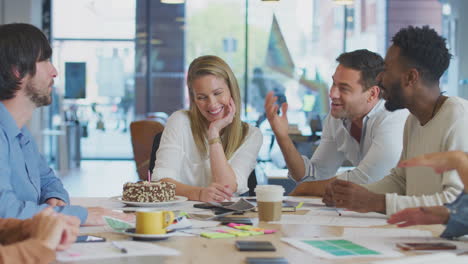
xmin=396 ymin=242 xmax=456 ymax=251
xmin=216 ymin=217 xmax=253 ymax=225
xmin=246 ymin=257 xmax=288 ymax=264
xmin=76 ymin=235 xmax=106 ymax=243
xmin=235 ymin=240 xmax=276 ymax=251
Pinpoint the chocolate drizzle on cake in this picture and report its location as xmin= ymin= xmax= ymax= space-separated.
xmin=122 ymin=181 xmax=176 ymax=202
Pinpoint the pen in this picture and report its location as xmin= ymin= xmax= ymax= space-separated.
xmin=335 ymin=208 xmax=342 ymax=216
xmin=111 ymin=241 xmax=128 ymax=254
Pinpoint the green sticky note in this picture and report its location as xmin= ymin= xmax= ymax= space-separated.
xmin=178 ymin=212 xmax=189 ymax=218
xmin=201 ymin=232 xmax=236 ymax=239
xmin=103 ymin=216 xmax=134 ymax=232
xmin=229 ymin=231 xmax=251 ymax=237
xmin=244 ymin=231 xmax=264 ymax=236
xmin=235 ymin=225 xmax=252 ymax=231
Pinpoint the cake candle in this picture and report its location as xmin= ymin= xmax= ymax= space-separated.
xmin=147 ymin=170 xmax=151 ymax=182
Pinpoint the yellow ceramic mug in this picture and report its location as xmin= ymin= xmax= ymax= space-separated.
xmin=135 ymin=211 xmax=175 ymax=235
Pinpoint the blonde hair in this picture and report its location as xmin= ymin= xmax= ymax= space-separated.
xmin=186 ymin=55 xmax=249 ymax=159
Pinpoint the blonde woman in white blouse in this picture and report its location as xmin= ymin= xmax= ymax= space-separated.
xmin=154 ymin=55 xmax=263 ymax=202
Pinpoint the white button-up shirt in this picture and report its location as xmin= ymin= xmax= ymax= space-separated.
xmin=290 ymin=100 xmax=408 ymax=184
xmin=154 ymin=110 xmax=263 ymax=194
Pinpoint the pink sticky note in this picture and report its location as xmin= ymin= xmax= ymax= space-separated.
xmin=227 ymin=223 xmax=244 ymax=228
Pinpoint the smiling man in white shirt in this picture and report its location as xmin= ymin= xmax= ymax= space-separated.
xmin=265 ymin=49 xmax=408 ymax=196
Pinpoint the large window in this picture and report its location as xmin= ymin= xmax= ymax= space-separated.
xmin=52 ymin=0 xmax=136 ymax=159
xmin=50 ymin=0 xmax=432 ymax=164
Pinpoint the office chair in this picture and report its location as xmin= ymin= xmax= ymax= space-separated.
xmin=148 ymin=131 xmax=163 ymax=175
xmin=129 ymin=120 xmax=164 ymax=180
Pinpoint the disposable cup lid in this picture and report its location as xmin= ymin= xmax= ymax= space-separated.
xmin=254 ymin=184 xmax=285 ymax=193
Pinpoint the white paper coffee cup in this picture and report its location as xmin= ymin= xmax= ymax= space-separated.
xmin=255 ymin=185 xmax=284 ymax=221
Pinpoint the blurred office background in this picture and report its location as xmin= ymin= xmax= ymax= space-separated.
xmin=1 ymin=0 xmax=467 ymax=196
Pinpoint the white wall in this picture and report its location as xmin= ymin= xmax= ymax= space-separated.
xmin=1 ymin=0 xmax=41 ymax=26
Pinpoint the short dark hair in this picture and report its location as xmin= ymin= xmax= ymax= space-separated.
xmin=336 ymin=49 xmax=384 ymax=97
xmin=0 ymin=23 xmax=52 ymax=100
xmin=392 ymin=25 xmax=451 ymax=83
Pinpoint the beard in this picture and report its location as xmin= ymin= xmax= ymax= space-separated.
xmin=383 ymin=81 xmax=406 ymax=112
xmin=25 ymin=82 xmax=52 ymax=107
xmin=330 ymin=107 xmax=349 ymax=119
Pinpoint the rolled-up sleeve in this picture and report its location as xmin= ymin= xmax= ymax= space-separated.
xmin=288 ymin=115 xmax=344 ymax=183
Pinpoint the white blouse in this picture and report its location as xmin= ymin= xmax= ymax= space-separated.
xmin=153 ymin=110 xmax=263 ymax=194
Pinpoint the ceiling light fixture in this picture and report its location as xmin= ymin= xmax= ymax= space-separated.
xmin=333 ymin=0 xmax=354 ymax=5
xmin=161 ymin=0 xmax=184 ymax=4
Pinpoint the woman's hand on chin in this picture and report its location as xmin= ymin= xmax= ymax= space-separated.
xmin=199 ymin=183 xmax=233 ymax=202
xmin=208 ymin=98 xmax=236 ymax=138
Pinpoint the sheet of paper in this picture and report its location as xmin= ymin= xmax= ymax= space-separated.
xmin=306 ymin=208 xmax=387 ymax=218
xmin=282 ymin=237 xmax=403 ymax=259
xmin=343 ymin=228 xmax=432 ymax=239
xmin=56 ymin=241 xmax=179 ymax=262
xmin=189 ymin=218 xmax=221 ymax=229
xmin=79 ymin=225 xmax=111 ymax=234
xmin=272 ymin=209 xmax=387 ymax=227
xmin=283 ymin=197 xmax=326 ymax=208
xmin=179 ymin=226 xmax=223 ymax=236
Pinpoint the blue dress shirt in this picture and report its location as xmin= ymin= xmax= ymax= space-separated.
xmin=0 ymin=102 xmax=87 ymax=223
xmin=441 ymin=192 xmax=468 ymax=239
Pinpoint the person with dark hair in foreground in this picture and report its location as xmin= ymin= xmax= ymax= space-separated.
xmin=0 ymin=23 xmax=133 ymax=225
xmin=323 ymin=26 xmax=467 ymax=216
xmin=266 ymin=49 xmax=408 ymax=196
xmin=388 ymin=151 xmax=468 ymax=239
xmin=0 ymin=207 xmax=79 ymax=263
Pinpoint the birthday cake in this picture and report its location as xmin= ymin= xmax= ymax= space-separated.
xmin=122 ymin=181 xmax=176 ymax=202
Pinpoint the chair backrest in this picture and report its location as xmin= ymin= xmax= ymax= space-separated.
xmin=247 ymin=170 xmax=258 ymax=196
xmin=146 ymin=112 xmax=169 ymax=125
xmin=309 ymin=113 xmax=323 ymax=136
xmin=148 ymin=131 xmax=163 ymax=175
xmin=129 ymin=120 xmax=164 ymax=180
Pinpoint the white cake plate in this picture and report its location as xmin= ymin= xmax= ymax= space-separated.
xmin=111 ymin=195 xmax=188 ymax=207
